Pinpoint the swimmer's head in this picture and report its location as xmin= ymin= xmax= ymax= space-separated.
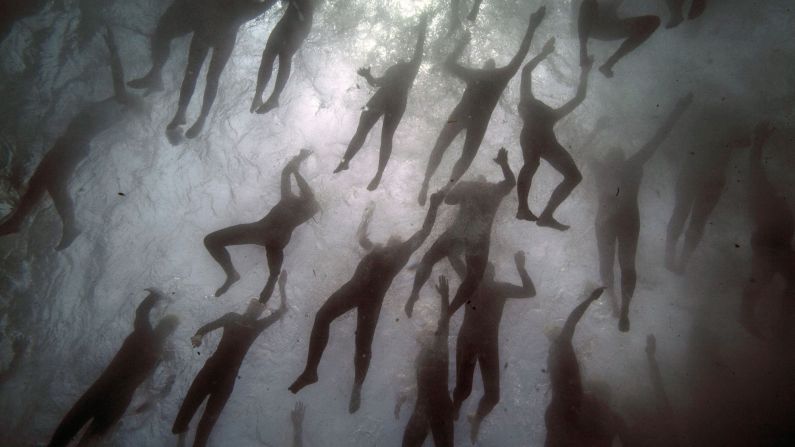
xmin=244 ymin=298 xmax=267 ymax=319
xmin=155 ymin=314 xmax=180 ymax=338
xmin=387 ymin=235 xmax=403 ymax=247
xmin=483 ymin=59 xmax=496 ymax=70
xmin=485 ymin=262 xmax=495 ymax=280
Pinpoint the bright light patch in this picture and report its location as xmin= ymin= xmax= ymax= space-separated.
xmin=394 ymin=0 xmax=432 ymax=17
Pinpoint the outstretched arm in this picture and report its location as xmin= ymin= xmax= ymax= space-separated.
xmin=293 ymin=169 xmax=315 ymax=201
xmin=104 ymin=27 xmax=130 ymax=103
xmin=409 ymin=15 xmax=428 ymax=67
xmin=281 ymin=150 xmax=311 ymax=200
xmin=497 ymin=251 xmax=536 ymax=298
xmin=357 ymin=204 xmax=375 ymax=251
xmin=505 ymin=6 xmax=547 ymax=74
xmin=444 ymin=31 xmax=480 ymax=82
xmin=520 ymin=38 xmax=555 ymax=103
xmin=560 ymin=288 xmax=604 ymax=343
xmin=401 ymin=192 xmax=444 ymax=255
xmin=256 ymin=271 xmax=289 ymax=331
xmin=357 ymin=67 xmax=383 ymax=87
xmin=554 ymin=58 xmax=593 ymax=120
xmin=135 ymin=288 xmax=163 ymax=333
xmin=629 ymin=93 xmax=693 ymax=166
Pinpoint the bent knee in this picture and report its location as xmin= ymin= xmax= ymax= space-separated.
xmin=567 ymin=169 xmax=583 ymax=186
xmin=638 ymin=15 xmax=661 ymax=35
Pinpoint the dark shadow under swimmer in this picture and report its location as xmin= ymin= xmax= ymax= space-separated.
xmin=406 ymin=148 xmax=516 ymax=320
xmin=204 ymin=150 xmax=317 ymax=302
xmin=663 ymin=0 xmax=707 ymax=29
xmin=251 ymin=0 xmax=314 ymax=115
xmin=288 ymin=192 xmax=444 ymax=413
xmin=740 ymin=122 xmax=795 ymax=339
xmin=417 ymin=5 xmax=546 ymax=206
xmin=128 ymin=0 xmax=277 ymax=139
xmin=173 ymin=275 xmax=288 ymax=447
xmin=516 ymin=37 xmax=593 ymax=231
xmin=576 ymin=0 xmax=661 ymax=78
xmin=402 ymin=276 xmax=454 ymax=447
xmin=545 ymin=287 xmax=629 ymax=447
xmin=450 ymin=251 xmax=535 ymax=443
xmin=0 ymin=28 xmax=147 ymax=250
xmin=333 ymin=15 xmax=428 ymax=191
xmin=48 ymin=290 xmax=179 ymax=447
xmin=589 ymin=93 xmax=691 ymax=332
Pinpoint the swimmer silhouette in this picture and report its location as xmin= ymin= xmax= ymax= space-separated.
xmin=48 ymin=290 xmax=179 ymax=447
xmin=402 ymin=276 xmax=454 ymax=447
xmin=173 ymin=275 xmax=288 ymax=447
xmin=665 ymin=118 xmax=751 ymax=273
xmin=128 ymin=0 xmax=277 ymax=138
xmin=449 ymin=251 xmax=535 ymax=443
xmin=291 ymin=401 xmax=305 ymax=447
xmin=590 ymin=93 xmax=692 ymax=332
xmin=0 ymin=28 xmax=147 ymax=250
xmin=576 ymin=0 xmax=661 ymax=78
xmin=545 ymin=287 xmax=629 ymax=446
xmin=407 ymin=148 xmax=516 ymax=319
xmin=204 ymin=150 xmax=317 ymax=302
xmin=251 ymin=0 xmax=314 ymax=114
xmin=643 ymin=334 xmax=680 ymax=446
xmin=516 ymin=37 xmax=593 ymax=230
xmin=0 ymin=337 xmax=27 ymax=386
xmin=740 ymin=122 xmax=795 ymax=339
xmin=333 ymin=15 xmax=428 ymax=191
xmin=449 ymin=0 xmax=484 ymax=35
xmin=663 ymin=0 xmax=707 ymax=28
xmin=417 ymin=5 xmax=545 ymax=206
xmin=289 ymin=192 xmax=444 ymax=413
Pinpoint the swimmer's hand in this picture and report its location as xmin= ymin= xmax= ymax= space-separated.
xmin=357 ymin=67 xmax=371 ymax=78
xmin=191 ymin=335 xmax=203 ymax=348
xmin=493 ymin=147 xmax=509 ymax=165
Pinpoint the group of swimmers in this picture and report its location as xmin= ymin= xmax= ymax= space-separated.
xmin=2 ymin=0 xmax=794 ymax=445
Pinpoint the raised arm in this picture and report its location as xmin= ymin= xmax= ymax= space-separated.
xmin=435 ymin=276 xmax=451 ymax=337
xmin=135 ymin=288 xmax=163 ymax=333
xmin=256 ymin=270 xmax=289 ymax=331
xmin=505 ymin=5 xmax=546 ymax=74
xmin=357 ymin=67 xmax=383 ymax=88
xmin=495 ymin=148 xmax=516 ymax=194
xmin=409 ymin=15 xmax=428 ymax=67
xmin=401 ymin=192 xmax=444 ymax=255
xmin=357 ymin=204 xmax=375 ymax=251
xmin=520 ymin=38 xmax=555 ymax=103
xmin=496 ymin=251 xmax=536 ymax=299
xmin=293 ymin=168 xmax=315 ymax=201
xmin=191 ymin=313 xmax=233 ymax=347
xmin=560 ymin=288 xmax=604 ymax=343
xmin=553 ymin=58 xmax=593 ymax=120
xmin=104 ymin=27 xmax=130 ymax=103
xmin=629 ymin=93 xmax=693 ymax=166
xmin=444 ymin=31 xmax=480 ymax=82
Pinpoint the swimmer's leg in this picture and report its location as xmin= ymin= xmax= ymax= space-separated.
xmin=600 ymin=16 xmax=660 ymax=78
xmin=193 ymin=380 xmax=233 ymax=447
xmin=452 ymin=337 xmax=477 ymax=420
xmin=406 ymin=235 xmax=456 ymax=316
xmin=419 ymin=116 xmax=465 ymax=205
xmin=578 ymin=0 xmax=598 ymax=66
xmin=617 ymin=218 xmax=639 ymax=332
xmin=259 ymin=246 xmax=284 ymax=304
xmin=402 ymin=406 xmax=429 ymax=447
xmin=336 ymin=108 xmax=382 ymax=174
xmin=537 ymin=144 xmax=582 ymax=231
xmin=203 ymin=222 xmax=261 ymax=297
xmin=516 ymin=139 xmax=541 ymax=221
xmin=368 ymin=104 xmax=405 ymax=190
xmin=48 ymin=392 xmax=98 ymax=447
xmin=257 ymin=49 xmax=294 ymax=114
xmin=448 ymin=119 xmax=488 ymax=184
xmin=251 ymin=36 xmax=279 ymax=113
xmin=168 ymin=36 xmax=209 ymax=130
xmin=128 ymin=2 xmax=192 ymax=91
xmin=470 ymin=343 xmax=499 ymax=443
xmin=350 ymin=300 xmax=382 ymax=413
xmin=172 ymin=367 xmax=213 ymax=436
xmin=186 ymin=33 xmax=235 ymax=138
xmin=596 ymin=219 xmax=619 ymax=317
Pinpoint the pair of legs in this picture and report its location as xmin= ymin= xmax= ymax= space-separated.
xmin=250 ymin=22 xmax=309 ymax=114
xmin=335 ymin=99 xmax=406 ymax=191
xmin=0 ymin=153 xmax=80 ymax=250
xmin=128 ymin=0 xmax=194 ymax=92
xmin=663 ymin=0 xmax=707 ymax=28
xmin=418 ymin=111 xmax=488 ymax=205
xmin=665 ymin=176 xmax=722 ymax=273
xmin=578 ymin=0 xmax=661 ymax=77
xmin=452 ymin=336 xmax=499 ymax=443
xmin=741 ymin=244 xmax=795 ymax=339
xmin=402 ymin=400 xmax=454 ymax=447
xmin=172 ymin=366 xmax=235 ymax=447
xmin=290 ymin=287 xmax=382 ymax=413
xmin=516 ymin=132 xmax=583 ymax=231
xmin=203 ymin=222 xmax=285 ymax=302
xmin=596 ymin=213 xmax=638 ymax=332
xmin=48 ymin=386 xmax=129 ymax=447
xmin=166 ymin=31 xmax=236 ymax=138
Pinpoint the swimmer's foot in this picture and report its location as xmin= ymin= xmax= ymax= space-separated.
xmin=599 ymin=64 xmax=614 ymax=78
xmin=516 ymin=207 xmax=538 ymax=222
xmin=166 ymin=128 xmax=184 ymax=146
xmin=618 ymin=313 xmax=630 ymax=333
xmin=55 ymin=225 xmax=81 ymax=251
xmin=348 ymin=384 xmax=362 ymax=414
xmin=333 ymin=160 xmax=349 ymax=174
xmin=250 ymin=96 xmax=264 ymax=114
xmin=185 ymin=118 xmax=205 ymax=139
xmin=367 ymin=175 xmax=381 ymax=191
xmin=256 ymin=99 xmax=279 ymax=115
xmin=288 ymin=371 xmax=318 ymax=394
xmin=537 ymin=213 xmax=569 ymax=231
xmin=214 ymin=272 xmax=240 ymax=297
xmin=417 ymin=183 xmax=428 ymax=206
xmin=468 ymin=414 xmax=482 ymax=444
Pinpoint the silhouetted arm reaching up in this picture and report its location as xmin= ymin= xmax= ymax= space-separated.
xmin=256 ymin=271 xmax=289 ymax=332
xmin=281 ymin=150 xmax=312 ymax=200
xmin=357 ymin=67 xmax=383 ymax=88
xmin=554 ymin=57 xmax=593 ymax=120
xmin=560 ymin=288 xmax=604 ymax=343
xmin=357 ymin=204 xmax=375 ymax=251
xmin=444 ymin=31 xmax=480 ymax=82
xmin=495 ymin=251 xmax=536 ymax=298
xmin=505 ymin=6 xmax=547 ymax=75
xmin=135 ymin=289 xmax=163 ymax=334
xmin=409 ymin=15 xmax=428 ymax=67
xmin=629 ymin=93 xmax=693 ymax=166
xmin=520 ymin=38 xmax=555 ymax=103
